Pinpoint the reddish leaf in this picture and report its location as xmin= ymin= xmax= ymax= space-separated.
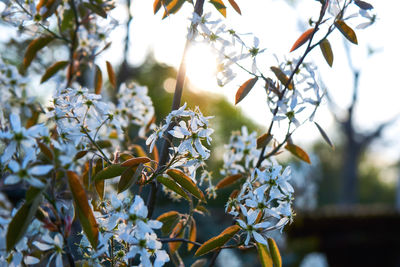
xmin=215 ymin=174 xmax=243 ymax=189
xmin=169 ymin=220 xmax=185 ymax=253
xmin=162 ymin=0 xmax=186 ymax=19
xmin=235 ymin=77 xmax=258 ymax=105
xmin=153 ymin=0 xmax=162 ymax=14
xmin=121 ymin=157 xmax=151 ymax=167
xmin=228 ymin=0 xmax=241 ymax=15
xmin=106 ymin=61 xmax=116 ymax=89
xmin=335 ymin=20 xmax=358 ymax=45
xmin=256 ymin=133 xmax=273 ymax=149
xmin=23 ymin=36 xmax=54 ymax=70
xmin=157 ymin=211 xmax=180 ymax=235
xmin=285 ymin=143 xmax=311 ymax=164
xmin=41 ymin=60 xmax=69 ymax=83
xmin=94 ymin=64 xmax=103 ymax=94
xmin=290 ymin=28 xmax=314 ymax=52
xmin=195 ymin=225 xmax=240 ymax=256
xmin=188 ymin=218 xmax=197 ymax=251
xmin=319 ymin=39 xmax=334 ymax=67
xmin=270 ymin=66 xmax=293 ymax=90
xmin=67 ymin=171 xmax=99 ymax=249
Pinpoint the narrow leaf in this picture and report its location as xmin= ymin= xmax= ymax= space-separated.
xmin=257 ymin=133 xmax=273 ymax=149
xmin=95 ymin=179 xmax=105 ymax=200
xmin=153 ymin=0 xmax=162 ymax=14
xmin=40 ymin=60 xmax=69 ymax=83
xmin=167 ymin=169 xmax=206 ymax=202
xmin=120 ymin=157 xmax=151 ymax=167
xmin=94 ymin=64 xmax=103 ymax=94
xmin=270 ymin=66 xmax=293 ymax=90
xmin=227 ymin=0 xmax=241 ymax=14
xmin=106 ymin=61 xmax=116 ymax=89
xmin=162 ymin=0 xmax=186 ymax=19
xmin=157 ymin=211 xmax=180 ymax=235
xmin=38 ymin=142 xmax=53 ymax=160
xmin=215 ymin=174 xmax=243 ymax=190
xmin=195 ymin=225 xmax=240 ymax=256
xmin=83 ymin=2 xmax=107 ymax=18
xmin=67 ymin=171 xmax=99 ymax=249
xmin=93 ymin=164 xmax=127 ymax=182
xmin=235 ymin=77 xmax=258 ymax=105
xmin=6 ymin=189 xmax=41 ymax=251
xmin=157 ymin=176 xmax=190 ymax=201
xmin=285 ymin=143 xmax=311 ymax=164
xmin=319 ymin=39 xmax=334 ymax=67
xmin=117 ymin=164 xmax=143 ymax=194
xmin=188 ymin=219 xmax=197 ymax=251
xmin=314 ymin=122 xmax=334 ymax=149
xmin=210 ymin=0 xmax=227 ymax=17
xmin=354 ymin=0 xmax=373 ymax=10
xmin=191 ymin=259 xmax=207 ymax=267
xmin=335 ymin=20 xmax=358 ymax=44
xmin=290 ymin=28 xmax=314 ymax=52
xmin=267 ymin=238 xmax=282 ymax=267
xmin=23 ymin=36 xmax=54 ymax=70
xmin=256 ymin=242 xmax=273 ymax=267
xmin=169 ymin=220 xmax=184 ymax=253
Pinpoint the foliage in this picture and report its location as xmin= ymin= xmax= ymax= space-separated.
xmin=0 ymin=0 xmax=375 ymax=266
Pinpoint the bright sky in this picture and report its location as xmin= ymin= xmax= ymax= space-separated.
xmin=106 ymin=0 xmax=400 ymax=166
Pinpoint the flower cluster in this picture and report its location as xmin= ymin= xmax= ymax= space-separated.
xmin=80 ymin=194 xmax=169 ymax=267
xmin=147 ymin=103 xmax=214 ymax=181
xmin=227 ymin=166 xmax=294 ymax=245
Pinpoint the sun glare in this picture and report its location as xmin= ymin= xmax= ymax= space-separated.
xmin=185 ymin=43 xmax=218 ymax=91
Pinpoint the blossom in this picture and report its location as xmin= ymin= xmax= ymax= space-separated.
xmin=236 ymin=206 xmax=270 ymax=245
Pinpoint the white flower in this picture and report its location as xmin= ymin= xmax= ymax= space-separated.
xmin=33 ymin=233 xmax=64 ymax=267
xmin=236 ymin=206 xmax=270 ymax=245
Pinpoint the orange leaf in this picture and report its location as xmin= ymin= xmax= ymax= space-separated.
xmin=256 ymin=133 xmax=273 ymax=149
xmin=169 ymin=220 xmax=185 ymax=253
xmin=228 ymin=0 xmax=241 ymax=14
xmin=106 ymin=61 xmax=116 ymax=89
xmin=290 ymin=28 xmax=314 ymax=52
xmin=215 ymin=174 xmax=243 ymax=189
xmin=188 ymin=218 xmax=197 ymax=251
xmin=94 ymin=64 xmax=103 ymax=94
xmin=167 ymin=169 xmax=206 ymax=202
xmin=285 ymin=143 xmax=311 ymax=164
xmin=270 ymin=66 xmax=293 ymax=90
xmin=235 ymin=77 xmax=258 ymax=105
xmin=195 ymin=225 xmax=240 ymax=256
xmin=120 ymin=157 xmax=151 ymax=167
xmin=153 ymin=0 xmax=162 ymax=14
xmin=210 ymin=0 xmax=227 ymax=17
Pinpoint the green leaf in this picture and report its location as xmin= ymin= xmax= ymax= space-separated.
xmin=335 ymin=20 xmax=358 ymax=45
xmin=93 ymin=164 xmax=127 ymax=182
xmin=83 ymin=2 xmax=107 ymax=18
xmin=60 ymin=8 xmax=74 ymax=32
xmin=354 ymin=0 xmax=373 ymax=10
xmin=319 ymin=39 xmax=334 ymax=67
xmin=40 ymin=60 xmax=69 ymax=83
xmin=94 ymin=64 xmax=103 ymax=94
xmin=23 ymin=36 xmax=54 ymax=70
xmin=209 ymin=0 xmax=227 ymax=17
xmin=256 ymin=242 xmax=273 ymax=267
xmin=314 ymin=122 xmax=334 ymax=149
xmin=153 ymin=0 xmax=162 ymax=14
xmin=117 ymin=164 xmax=143 ymax=193
xmin=157 ymin=175 xmax=190 ymax=201
xmin=195 ymin=225 xmax=240 ymax=256
xmin=188 ymin=218 xmax=197 ymax=251
xmin=290 ymin=28 xmax=314 ymax=52
xmin=167 ymin=169 xmax=206 ymax=202
xmin=7 ymin=188 xmax=42 ymax=251
xmin=267 ymin=238 xmax=282 ymax=267
xmin=67 ymin=171 xmax=99 ymax=249
xmin=106 ymin=61 xmax=116 ymax=89
xmin=235 ymin=77 xmax=258 ymax=105
xmin=157 ymin=211 xmax=180 ymax=235
xmin=285 ymin=143 xmax=311 ymax=164
xmin=191 ymin=259 xmax=207 ymax=267
xmin=215 ymin=174 xmax=243 ymax=190
xmin=270 ymin=66 xmax=293 ymax=90
xmin=96 ymin=140 xmax=112 ymax=148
